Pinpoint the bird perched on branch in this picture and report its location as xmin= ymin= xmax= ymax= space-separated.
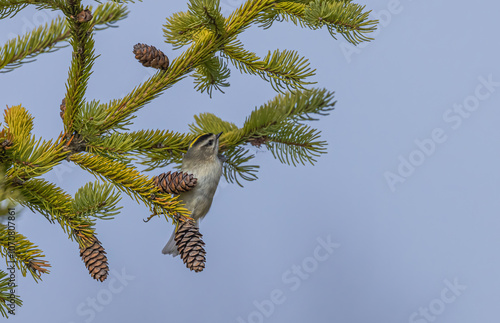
xmin=162 ymin=132 xmax=223 ymax=256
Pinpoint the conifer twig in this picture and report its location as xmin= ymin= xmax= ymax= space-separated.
xmin=17 ymin=178 xmax=96 ymax=246
xmin=0 ymin=0 xmax=62 ymax=19
xmin=0 ymin=224 xmax=50 ymax=281
xmin=62 ymin=1 xmax=98 ymax=134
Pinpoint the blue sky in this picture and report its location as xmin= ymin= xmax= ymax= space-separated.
xmin=1 ymin=0 xmax=500 ymax=322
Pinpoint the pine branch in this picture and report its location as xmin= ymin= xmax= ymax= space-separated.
xmin=84 ymin=129 xmax=190 ymax=169
xmin=0 ymin=180 xmax=42 ymax=290
xmin=5 ymin=135 xmax=65 ymax=180
xmin=17 ymin=178 xmax=96 ymax=247
xmin=0 ymin=224 xmax=50 ymax=282
xmin=307 ymin=0 xmax=377 ymax=45
xmin=221 ymin=146 xmax=258 ymax=186
xmin=128 ymin=129 xmax=190 ymax=158
xmin=0 ymin=17 xmax=67 ymax=73
xmin=241 ymin=87 xmax=335 ymax=130
xmin=256 ymin=1 xmax=310 ymax=29
xmin=221 ymin=88 xmax=335 ymax=147
xmin=72 ymin=181 xmax=122 ymax=220
xmin=2 ymin=106 xmax=66 ymax=179
xmin=189 ymin=112 xmax=238 ymax=134
xmin=230 ymin=89 xmax=333 ymax=167
xmin=257 ymin=0 xmax=377 ymax=45
xmin=63 ymin=2 xmax=97 ymax=134
xmin=225 ymin=0 xmax=275 ymax=34
xmin=84 ymin=132 xmax=140 ymax=162
xmin=0 ymin=3 xmax=128 ymax=73
xmin=163 ymin=0 xmax=225 ymax=49
xmin=187 ymin=0 xmax=226 ymax=37
xmin=92 ymin=2 xmax=129 ymax=31
xmin=128 ymin=130 xmax=191 ymax=171
xmin=193 ymin=55 xmax=231 ymax=96
xmin=0 ymin=1 xmax=26 ymax=19
xmin=0 ymin=270 xmax=22 ymax=318
xmin=265 ymin=121 xmax=325 ymax=166
xmin=0 ymin=0 xmax=63 ymax=19
xmin=73 ymin=100 xmax=118 ymax=137
xmin=70 ymin=152 xmax=191 ymax=221
xmin=72 ymin=114 xmax=192 ymax=170
xmin=3 ymin=105 xmax=34 ymax=139
xmin=222 ymin=39 xmax=315 ymax=92
xmin=163 ymin=11 xmax=203 ymax=49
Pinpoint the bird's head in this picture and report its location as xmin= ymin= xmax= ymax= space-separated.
xmin=185 ymin=132 xmax=223 ymax=161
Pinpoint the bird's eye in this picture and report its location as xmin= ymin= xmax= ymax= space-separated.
xmin=206 ymin=140 xmax=213 ymax=146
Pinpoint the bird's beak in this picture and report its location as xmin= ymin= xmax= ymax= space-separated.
xmin=216 ymin=132 xmax=223 ymax=139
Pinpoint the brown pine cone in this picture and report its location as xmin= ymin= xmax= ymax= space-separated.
xmin=80 ymin=236 xmax=109 ymax=282
xmin=60 ymin=98 xmax=66 ymax=119
xmin=76 ymin=9 xmax=92 ymax=23
xmin=133 ymin=43 xmax=170 ymax=70
xmin=175 ymin=218 xmax=206 ymax=272
xmin=1 ymin=139 xmax=12 ymax=150
xmin=153 ymin=171 xmax=197 ymax=195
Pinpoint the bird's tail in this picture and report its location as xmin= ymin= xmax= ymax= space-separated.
xmin=162 ymin=219 xmax=199 ymax=257
xmin=162 ymin=229 xmax=178 ymax=256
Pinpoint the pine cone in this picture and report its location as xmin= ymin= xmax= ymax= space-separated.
xmin=175 ymin=218 xmax=206 ymax=272
xmin=153 ymin=171 xmax=197 ymax=194
xmin=76 ymin=9 xmax=92 ymax=23
xmin=133 ymin=43 xmax=169 ymax=70
xmin=60 ymin=98 xmax=66 ymax=119
xmin=80 ymin=236 xmax=109 ymax=282
xmin=1 ymin=139 xmax=12 ymax=150
xmin=249 ymin=136 xmax=267 ymax=148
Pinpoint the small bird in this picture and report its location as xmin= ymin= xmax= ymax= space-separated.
xmin=162 ymin=132 xmax=223 ymax=256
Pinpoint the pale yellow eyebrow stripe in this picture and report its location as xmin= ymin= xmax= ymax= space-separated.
xmin=189 ymin=134 xmax=205 ymax=148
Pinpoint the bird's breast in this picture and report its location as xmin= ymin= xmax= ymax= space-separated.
xmin=179 ymin=159 xmax=222 ymax=220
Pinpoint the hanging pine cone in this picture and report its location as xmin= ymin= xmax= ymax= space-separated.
xmin=175 ymin=218 xmax=206 ymax=272
xmin=80 ymin=236 xmax=109 ymax=282
xmin=60 ymin=98 xmax=66 ymax=119
xmin=133 ymin=43 xmax=169 ymax=70
xmin=153 ymin=171 xmax=197 ymax=194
